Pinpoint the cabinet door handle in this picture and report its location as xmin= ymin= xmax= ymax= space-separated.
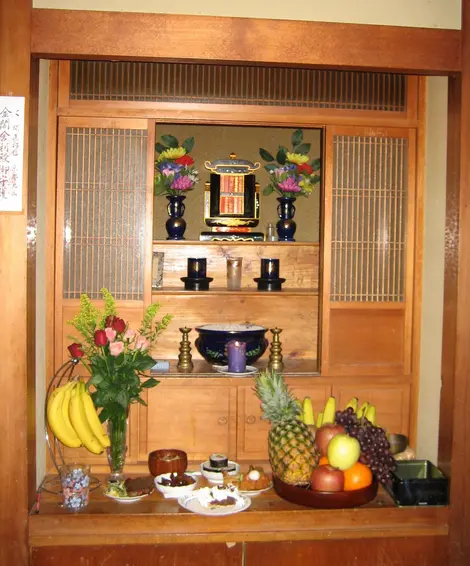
xmin=218 ymin=417 xmax=228 ymax=426
xmin=246 ymin=415 xmax=256 ymax=425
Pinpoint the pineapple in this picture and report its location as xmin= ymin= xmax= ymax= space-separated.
xmin=253 ymin=369 xmax=317 ymax=485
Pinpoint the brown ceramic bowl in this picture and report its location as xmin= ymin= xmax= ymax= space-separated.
xmin=148 ymin=449 xmax=188 ymax=477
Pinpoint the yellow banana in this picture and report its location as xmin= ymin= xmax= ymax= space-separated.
xmin=81 ymin=382 xmax=110 ymax=448
xmin=302 ymin=397 xmax=315 ymax=425
xmin=69 ymin=380 xmax=104 ymax=454
xmin=322 ymin=396 xmax=336 ymax=424
xmin=316 ymin=411 xmax=323 ymax=428
xmin=47 ymin=382 xmax=82 ymax=448
xmin=357 ymin=401 xmax=370 ymax=419
xmin=365 ymin=404 xmax=377 ymax=425
xmin=345 ymin=397 xmax=358 ymax=413
xmin=61 ymin=382 xmax=82 ymax=447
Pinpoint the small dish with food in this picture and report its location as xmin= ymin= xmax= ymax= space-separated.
xmin=103 ymin=476 xmax=155 ymax=503
xmin=155 ymin=472 xmax=198 ymax=498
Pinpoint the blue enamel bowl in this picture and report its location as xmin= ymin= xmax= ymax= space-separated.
xmin=194 ymin=323 xmax=268 ymax=365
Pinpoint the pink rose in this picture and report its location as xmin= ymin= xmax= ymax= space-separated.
xmin=124 ymin=329 xmax=136 ymax=341
xmin=135 ymin=336 xmax=150 ymax=351
xmin=105 ymin=327 xmax=117 ymax=342
xmin=105 ymin=315 xmax=127 ymax=333
xmin=109 ymin=341 xmax=125 ymax=356
xmin=94 ymin=329 xmax=108 ymax=347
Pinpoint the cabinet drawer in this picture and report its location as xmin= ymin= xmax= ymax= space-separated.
xmin=143 ymin=384 xmax=237 ymax=462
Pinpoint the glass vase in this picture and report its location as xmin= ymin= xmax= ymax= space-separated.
xmin=166 ymin=195 xmax=187 ymax=240
xmin=106 ymin=411 xmax=128 ymax=482
xmin=276 ymin=196 xmax=297 ymax=241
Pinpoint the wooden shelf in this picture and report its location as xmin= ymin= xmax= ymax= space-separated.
xmin=150 ymin=359 xmax=320 ymax=377
xmin=29 ymin=476 xmax=448 ymax=547
xmin=153 ymin=240 xmax=320 ymax=247
xmin=152 ymin=287 xmax=320 ymax=296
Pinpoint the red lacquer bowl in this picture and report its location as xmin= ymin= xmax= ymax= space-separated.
xmin=148 ymin=449 xmax=188 ymax=477
xmin=273 ymin=475 xmax=378 ymax=509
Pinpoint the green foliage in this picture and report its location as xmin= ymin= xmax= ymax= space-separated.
xmin=161 ymin=134 xmax=179 ymax=148
xmin=181 ymin=136 xmax=195 ymax=153
xmin=294 ymin=143 xmax=311 ymax=155
xmin=291 ymin=128 xmax=303 ymax=147
xmin=276 ymin=146 xmax=287 ymax=165
xmin=259 ymin=147 xmax=275 ymax=162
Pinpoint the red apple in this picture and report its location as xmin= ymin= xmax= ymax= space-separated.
xmin=315 ymin=423 xmax=346 ymax=457
xmin=310 ymin=465 xmax=345 ymax=492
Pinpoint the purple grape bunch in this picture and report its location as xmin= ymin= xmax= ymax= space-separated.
xmin=335 ymin=407 xmax=396 ymax=484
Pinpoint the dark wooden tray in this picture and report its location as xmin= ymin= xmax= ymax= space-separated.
xmin=273 ymin=475 xmax=378 ymax=509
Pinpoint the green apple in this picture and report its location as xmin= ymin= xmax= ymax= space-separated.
xmin=327 ymin=433 xmax=361 ymax=471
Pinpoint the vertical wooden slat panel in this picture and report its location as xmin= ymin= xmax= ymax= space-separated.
xmin=60 ymin=120 xmax=148 ymax=300
xmin=330 ymin=133 xmax=408 ymax=303
xmin=67 ymin=61 xmax=409 ymax=113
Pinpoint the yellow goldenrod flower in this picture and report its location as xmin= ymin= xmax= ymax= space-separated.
xmin=158 ymin=147 xmax=187 ymax=162
xmin=286 ymin=152 xmax=309 ymax=165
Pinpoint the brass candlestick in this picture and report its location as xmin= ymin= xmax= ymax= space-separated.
xmin=268 ymin=327 xmax=284 ymax=372
xmin=177 ymin=327 xmax=194 ymax=372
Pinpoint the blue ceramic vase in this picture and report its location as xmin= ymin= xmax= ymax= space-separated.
xmin=166 ymin=195 xmax=187 ymax=240
xmin=276 ymin=196 xmax=297 ymax=241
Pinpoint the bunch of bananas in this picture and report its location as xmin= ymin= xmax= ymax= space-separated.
xmin=47 ymin=380 xmax=110 ymax=454
xmin=297 ymin=395 xmax=377 ymax=427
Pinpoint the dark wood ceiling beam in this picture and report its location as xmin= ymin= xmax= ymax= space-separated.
xmin=31 ymin=9 xmax=461 ymax=75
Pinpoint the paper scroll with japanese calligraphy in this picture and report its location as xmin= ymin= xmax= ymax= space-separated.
xmin=0 ymin=96 xmax=25 ymax=212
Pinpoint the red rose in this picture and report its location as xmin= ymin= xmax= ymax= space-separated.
xmin=68 ymin=342 xmax=84 ymax=359
xmin=105 ymin=315 xmax=126 ymax=333
xmin=174 ymin=155 xmax=194 ymax=166
xmin=297 ymin=163 xmax=313 ymax=174
xmin=94 ymin=329 xmax=108 ymax=347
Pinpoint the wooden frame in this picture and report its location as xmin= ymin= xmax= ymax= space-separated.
xmin=31 ymin=9 xmax=461 ymax=74
xmin=2 ymin=3 xmax=470 ymax=565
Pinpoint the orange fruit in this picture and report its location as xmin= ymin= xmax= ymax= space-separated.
xmin=343 ymin=462 xmax=373 ymax=491
xmin=318 ymin=456 xmax=329 ymax=466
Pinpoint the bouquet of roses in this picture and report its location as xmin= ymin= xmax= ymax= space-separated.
xmin=154 ymin=133 xmax=199 ymax=197
xmin=259 ymin=129 xmax=321 ymax=198
xmin=67 ymin=288 xmax=172 ymax=421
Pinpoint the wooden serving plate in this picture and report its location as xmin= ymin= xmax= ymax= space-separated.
xmin=273 ymin=476 xmax=378 ymax=509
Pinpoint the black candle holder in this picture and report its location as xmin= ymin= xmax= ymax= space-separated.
xmin=187 ymin=258 xmax=207 ymax=279
xmin=254 ymin=258 xmax=285 ymax=291
xmin=181 ymin=257 xmax=213 ymax=291
xmin=260 ymin=258 xmax=280 ymax=279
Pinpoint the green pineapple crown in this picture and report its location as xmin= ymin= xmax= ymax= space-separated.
xmin=253 ymin=369 xmax=301 ymax=423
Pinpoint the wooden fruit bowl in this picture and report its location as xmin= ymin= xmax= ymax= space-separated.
xmin=273 ymin=475 xmax=378 ymax=509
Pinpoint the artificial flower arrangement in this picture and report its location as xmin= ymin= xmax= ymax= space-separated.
xmin=259 ymin=129 xmax=321 ymax=198
xmin=67 ymin=288 xmax=173 ymax=422
xmin=154 ymin=133 xmax=199 ymax=196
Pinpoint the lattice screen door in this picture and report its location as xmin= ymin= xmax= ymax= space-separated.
xmin=55 ymin=117 xmax=155 ymax=366
xmin=321 ymin=125 xmax=416 ymax=376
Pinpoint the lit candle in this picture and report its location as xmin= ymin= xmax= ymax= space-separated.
xmin=187 ymin=258 xmax=207 ymax=279
xmin=226 ymin=340 xmax=247 ymax=373
xmin=260 ymin=258 xmax=280 ymax=280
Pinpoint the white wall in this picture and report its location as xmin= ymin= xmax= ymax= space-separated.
xmin=32 ymin=0 xmax=461 ymax=29
xmin=416 ymin=77 xmax=447 ymax=462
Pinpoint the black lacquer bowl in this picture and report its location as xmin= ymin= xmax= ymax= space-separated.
xmin=273 ymin=475 xmax=378 ymax=509
xmin=194 ymin=323 xmax=268 ymax=365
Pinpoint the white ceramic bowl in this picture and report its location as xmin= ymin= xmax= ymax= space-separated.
xmin=200 ymin=461 xmax=240 ymax=484
xmin=154 ymin=472 xmax=198 ymax=498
